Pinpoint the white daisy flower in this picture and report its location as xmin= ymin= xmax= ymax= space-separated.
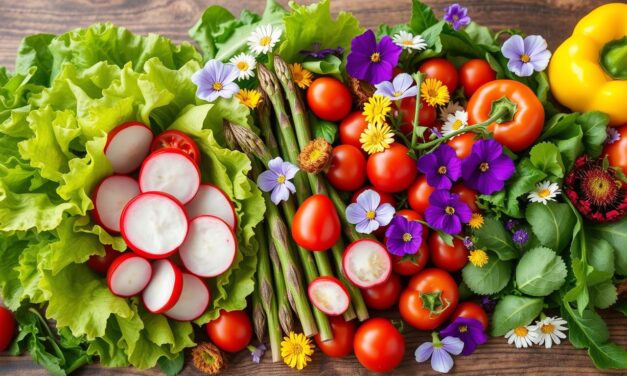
xmin=247 ymin=24 xmax=282 ymax=55
xmin=442 ymin=110 xmax=468 ymax=137
xmin=527 ymin=180 xmax=561 ymax=205
xmin=534 ymin=316 xmax=568 ymax=349
xmin=229 ymin=53 xmax=257 ymax=80
xmin=505 ymin=325 xmax=538 ymax=348
xmin=439 ymin=101 xmax=464 ymax=122
xmin=392 ymin=31 xmax=427 ymax=51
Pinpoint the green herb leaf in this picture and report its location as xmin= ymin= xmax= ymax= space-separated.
xmin=473 ymin=217 xmax=519 ymax=260
xmin=586 ymin=237 xmax=615 ymax=285
xmin=515 ymin=246 xmax=567 ymax=296
xmin=158 ymin=352 xmax=185 ymax=376
xmin=525 ymin=202 xmax=577 ymax=253
xmin=590 ymin=217 xmax=627 ymax=276
xmin=577 ymin=112 xmax=610 ymax=159
xmin=589 ymin=281 xmax=618 ymax=309
xmin=408 ymin=0 xmax=438 ymax=33
xmin=462 ymin=255 xmax=512 ymax=295
xmin=529 ymin=142 xmax=564 ymax=178
xmin=309 ymin=113 xmax=338 ymax=144
xmin=302 ymin=55 xmax=342 ymax=80
xmin=615 ymin=301 xmax=627 ymax=316
xmin=15 ymin=33 xmax=55 ymax=86
xmin=490 ymin=295 xmax=544 ymax=336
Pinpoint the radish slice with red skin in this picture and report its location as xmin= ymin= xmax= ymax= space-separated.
xmin=179 ymin=215 xmax=237 ymax=278
xmin=142 ymin=259 xmax=183 ymax=313
xmin=139 ymin=148 xmax=200 ymax=205
xmin=106 ymin=253 xmax=152 ymax=297
xmin=92 ymin=175 xmax=140 ymax=233
xmin=342 ymin=239 xmax=392 ymax=288
xmin=165 ymin=273 xmax=210 ymax=321
xmin=120 ymin=192 xmax=188 ymax=259
xmin=105 ymin=122 xmax=153 ymax=174
xmin=185 ymin=184 xmax=237 ymax=230
xmin=308 ymin=276 xmax=351 ymax=316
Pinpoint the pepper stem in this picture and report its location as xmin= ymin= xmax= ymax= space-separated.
xmin=601 ymin=36 xmax=627 ymax=80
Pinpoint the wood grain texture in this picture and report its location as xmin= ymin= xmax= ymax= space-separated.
xmin=0 ymin=0 xmax=625 ymax=375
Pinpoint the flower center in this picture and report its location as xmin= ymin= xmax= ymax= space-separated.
xmin=458 ymin=325 xmax=468 ymax=333
xmin=289 ymin=343 xmax=303 ymax=355
xmin=514 ymin=326 xmax=528 ymax=337
xmin=480 ymin=162 xmax=490 ymax=172
xmin=452 ymin=119 xmax=464 ymax=130
xmin=308 ymin=148 xmax=323 ymax=163
xmin=236 ymin=61 xmax=249 ymax=71
xmin=366 ymin=210 xmax=376 ymax=220
xmin=402 ymin=40 xmax=414 ymax=46
xmin=212 ymin=82 xmax=223 ymax=91
xmin=370 ymin=52 xmax=381 ymax=63
xmin=402 ymin=233 xmax=413 ymax=242
xmin=438 ymin=166 xmax=447 ymax=174
xmin=276 ymin=175 xmax=286 ymax=184
xmin=260 ymin=36 xmax=272 ymax=47
xmin=393 ymin=91 xmax=402 ymax=97
xmin=468 ymin=249 xmax=489 ymax=267
xmin=582 ymin=168 xmax=618 ymax=206
xmin=520 ymin=54 xmax=531 ymax=63
xmin=541 ymin=323 xmax=555 ymax=334
xmin=538 ymin=188 xmax=552 ymax=198
xmin=445 ymin=206 xmax=455 ymax=215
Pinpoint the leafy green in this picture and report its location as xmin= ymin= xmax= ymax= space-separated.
xmin=462 ymin=255 xmax=511 ymax=295
xmin=529 ymin=142 xmax=564 ymax=178
xmin=15 ymin=34 xmax=55 ymax=86
xmin=490 ymin=295 xmax=544 ymax=336
xmin=158 ymin=352 xmax=185 ymax=376
xmin=515 ymin=246 xmax=567 ymax=296
xmin=525 ymin=202 xmax=576 ymax=253
xmin=408 ymin=0 xmax=438 ymax=33
xmin=303 ymin=55 xmax=342 ymax=80
xmin=589 ymin=281 xmax=617 ymax=309
xmin=309 ymin=113 xmax=338 ymax=144
xmin=472 ymin=217 xmax=519 ymax=260
xmin=590 ymin=217 xmax=627 ymax=276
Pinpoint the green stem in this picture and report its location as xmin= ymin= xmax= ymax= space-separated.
xmin=410 ymin=73 xmax=423 ymax=150
xmin=29 ymin=308 xmax=67 ymax=362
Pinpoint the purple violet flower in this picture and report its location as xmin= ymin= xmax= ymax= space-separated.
xmin=605 ymin=127 xmax=621 ymax=145
xmin=425 ymin=190 xmax=472 ymax=235
xmin=440 ymin=317 xmax=488 ymax=356
xmin=443 ymin=4 xmax=471 ymax=30
xmin=374 ymin=73 xmax=418 ymax=100
xmin=346 ymin=189 xmax=395 ymax=234
xmin=461 ymin=139 xmax=515 ymax=195
xmin=346 ymin=29 xmax=402 ymax=85
xmin=505 ymin=219 xmax=520 ymax=232
xmin=250 ymin=344 xmax=266 ymax=363
xmin=257 ymin=157 xmax=299 ymax=205
xmin=462 ymin=236 xmax=474 ymax=249
xmin=415 ymin=332 xmax=464 ymax=373
xmin=300 ymin=42 xmax=344 ymax=59
xmin=501 ymin=35 xmax=551 ymax=77
xmin=417 ymin=144 xmax=462 ymax=189
xmin=191 ymin=59 xmax=240 ymax=102
xmin=385 ymin=215 xmax=424 ymax=256
xmin=512 ymin=229 xmax=529 ymax=245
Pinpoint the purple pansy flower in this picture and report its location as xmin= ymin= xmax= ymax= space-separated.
xmin=501 ymin=35 xmax=551 ymax=77
xmin=425 ymin=190 xmax=472 ymax=235
xmin=462 ymin=139 xmax=515 ymax=195
xmin=416 ymin=333 xmax=464 ymax=373
xmin=374 ymin=73 xmax=418 ymax=100
xmin=191 ymin=59 xmax=240 ymax=102
xmin=512 ymin=229 xmax=529 ymax=245
xmin=605 ymin=127 xmax=621 ymax=145
xmin=440 ymin=317 xmax=488 ymax=356
xmin=300 ymin=42 xmax=344 ymax=59
xmin=346 ymin=189 xmax=395 ymax=234
xmin=443 ymin=4 xmax=471 ymax=30
xmin=250 ymin=344 xmax=266 ymax=363
xmin=385 ymin=215 xmax=424 ymax=256
xmin=346 ymin=29 xmax=402 ymax=85
xmin=417 ymin=144 xmax=462 ymax=189
xmin=257 ymin=157 xmax=299 ymax=205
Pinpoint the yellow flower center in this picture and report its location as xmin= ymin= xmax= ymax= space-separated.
xmin=520 ymin=54 xmax=531 ymax=63
xmin=366 ymin=211 xmax=376 ymax=220
xmin=212 ymin=82 xmax=223 ymax=91
xmin=308 ymin=149 xmax=322 ymax=163
xmin=458 ymin=325 xmax=468 ymax=333
xmin=402 ymin=40 xmax=414 ymax=46
xmin=514 ymin=326 xmax=528 ymax=337
xmin=421 ymin=78 xmax=450 ymax=107
xmin=453 ymin=15 xmax=460 ymax=21
xmin=393 ymin=91 xmax=402 ymax=97
xmin=236 ymin=61 xmax=249 ymax=71
xmin=402 ymin=233 xmax=413 ymax=242
xmin=480 ymin=162 xmax=490 ymax=172
xmin=276 ymin=175 xmax=286 ymax=184
xmin=445 ymin=206 xmax=455 ymax=215
xmin=590 ymin=176 xmax=611 ymax=196
xmin=541 ymin=323 xmax=555 ymax=334
xmin=289 ymin=343 xmax=303 ymax=355
xmin=370 ymin=52 xmax=381 ymax=62
xmin=260 ymin=36 xmax=272 ymax=47
xmin=452 ymin=119 xmax=464 ymax=130
xmin=538 ymin=188 xmax=552 ymax=198
xmin=468 ymin=249 xmax=489 ymax=267
xmin=438 ymin=166 xmax=447 ymax=175
xmin=360 ymin=122 xmax=395 ymax=155
xmin=469 ymin=213 xmax=484 ymax=229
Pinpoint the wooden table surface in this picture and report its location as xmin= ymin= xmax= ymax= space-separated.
xmin=0 ymin=0 xmax=625 ymax=375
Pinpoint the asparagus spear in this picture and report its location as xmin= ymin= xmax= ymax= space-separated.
xmin=251 ymin=283 xmax=266 ymax=343
xmin=268 ymin=236 xmax=294 ymax=335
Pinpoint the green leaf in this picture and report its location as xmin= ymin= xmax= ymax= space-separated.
xmin=529 ymin=142 xmax=564 ymax=178
xmin=590 ymin=217 xmax=627 ymax=276
xmin=589 ymin=281 xmax=617 ymax=309
xmin=463 ymin=22 xmax=495 ymax=48
xmin=615 ymin=301 xmax=627 ymax=316
xmin=408 ymin=0 xmax=438 ymax=33
xmin=515 ymin=246 xmax=567 ymax=296
xmin=525 ymin=202 xmax=577 ymax=253
xmin=302 ymin=55 xmax=342 ymax=80
xmin=158 ymin=352 xmax=185 ymax=376
xmin=577 ymin=112 xmax=610 ymax=159
xmin=310 ymin=114 xmax=338 ymax=144
xmin=462 ymin=255 xmax=511 ymax=295
xmin=490 ymin=295 xmax=544 ymax=336
xmin=15 ymin=33 xmax=55 ymax=86
xmin=586 ymin=237 xmax=615 ymax=285
xmin=472 ymin=217 xmax=519 ymax=260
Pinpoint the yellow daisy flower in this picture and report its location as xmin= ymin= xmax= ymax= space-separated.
xmin=363 ymin=95 xmax=392 ymax=126
xmin=360 ymin=123 xmax=395 ymax=154
xmin=468 ymin=249 xmax=489 ymax=268
xmin=290 ymin=63 xmax=313 ymax=89
xmin=468 ymin=213 xmax=484 ymax=229
xmin=420 ymin=78 xmax=450 ymax=107
xmin=236 ymin=89 xmax=262 ymax=109
xmin=281 ymin=332 xmax=314 ymax=370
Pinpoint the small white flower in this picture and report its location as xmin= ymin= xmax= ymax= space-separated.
xmin=247 ymin=24 xmax=282 ymax=55
xmin=392 ymin=31 xmax=427 ymax=51
xmin=229 ymin=53 xmax=257 ymax=80
xmin=528 ymin=180 xmax=561 ymax=205
xmin=533 ymin=316 xmax=568 ymax=349
xmin=439 ymin=101 xmax=464 ymax=122
xmin=441 ymin=110 xmax=468 ymax=137
xmin=505 ymin=325 xmax=538 ymax=348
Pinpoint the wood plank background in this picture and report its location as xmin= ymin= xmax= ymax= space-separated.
xmin=0 ymin=0 xmax=625 ymax=375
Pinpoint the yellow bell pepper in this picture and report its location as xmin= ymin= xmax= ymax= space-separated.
xmin=548 ymin=3 xmax=627 ymax=126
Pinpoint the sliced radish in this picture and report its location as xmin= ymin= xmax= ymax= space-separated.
xmin=120 ymin=192 xmax=188 ymax=259
xmin=105 ymin=122 xmax=153 ymax=174
xmin=142 ymin=259 xmax=183 ymax=313
xmin=179 ymin=215 xmax=237 ymax=278
xmin=308 ymin=276 xmax=351 ymax=316
xmin=106 ymin=253 xmax=152 ymax=297
xmin=139 ymin=148 xmax=200 ymax=205
xmin=185 ymin=184 xmax=237 ymax=230
xmin=342 ymin=239 xmax=392 ymax=288
xmin=92 ymin=175 xmax=140 ymax=233
xmin=164 ymin=273 xmax=210 ymax=321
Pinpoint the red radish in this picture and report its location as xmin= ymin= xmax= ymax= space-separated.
xmin=179 ymin=215 xmax=237 ymax=278
xmin=105 ymin=122 xmax=153 ymax=174
xmin=88 ymin=245 xmax=121 ymax=275
xmin=185 ymin=184 xmax=237 ymax=230
xmin=342 ymin=239 xmax=392 ymax=288
xmin=106 ymin=253 xmax=152 ymax=297
xmin=139 ymin=148 xmax=200 ymax=205
xmin=308 ymin=276 xmax=351 ymax=316
xmin=165 ymin=273 xmax=210 ymax=321
xmin=142 ymin=259 xmax=183 ymax=313
xmin=120 ymin=192 xmax=188 ymax=259
xmin=92 ymin=175 xmax=140 ymax=233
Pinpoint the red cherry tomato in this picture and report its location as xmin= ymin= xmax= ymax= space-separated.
xmin=292 ymin=194 xmax=341 ymax=251
xmin=351 ymin=186 xmax=397 ymax=207
xmin=314 ymin=316 xmax=356 ymax=358
xmin=419 ymin=58 xmax=458 ymax=92
xmin=451 ymin=184 xmax=479 ymax=212
xmin=367 ymin=143 xmax=417 ymax=193
xmin=399 ymin=97 xmax=436 ymax=134
xmin=326 ymin=145 xmax=367 ymax=192
xmin=87 ymin=246 xmax=120 ymax=275
xmin=339 ymin=112 xmax=369 ymax=149
xmin=429 ymin=233 xmax=469 ymax=272
xmin=307 ymin=77 xmax=352 ymax=121
xmin=407 ymin=175 xmax=435 ymax=215
xmin=446 ymin=132 xmax=476 ymax=159
xmin=603 ymin=124 xmax=627 ymax=181
xmin=151 ymin=130 xmax=201 ymax=165
xmin=0 ymin=306 xmax=15 ymax=352
xmin=362 ymin=273 xmax=402 ymax=310
xmin=450 ymin=301 xmax=489 ymax=330
xmin=459 ymin=59 xmax=496 ymax=98
xmin=354 ymin=318 xmax=405 ymax=373
xmin=392 ymin=242 xmax=429 ymax=276
xmin=206 ymin=310 xmax=252 ymax=352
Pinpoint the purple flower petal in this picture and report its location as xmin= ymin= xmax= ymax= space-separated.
xmin=268 ymin=157 xmax=284 ymax=173
xmin=524 ymin=35 xmax=548 ymax=57
xmin=281 ymin=161 xmax=300 ymax=179
xmin=356 ymin=218 xmax=380 ymax=234
xmin=356 ymin=189 xmax=380 ymax=212
xmin=374 ymin=81 xmax=396 ymax=97
xmin=284 ymin=180 xmax=296 ymax=194
xmin=501 ymin=35 xmax=524 ymax=60
xmin=441 ymin=336 xmax=465 ymax=355
xmin=347 ymin=30 xmax=401 ymax=85
xmin=346 ymin=203 xmax=367 ymax=225
xmin=375 ymin=203 xmax=396 ymax=226
xmin=394 ymin=73 xmax=414 ymax=92
xmin=431 ymin=347 xmax=455 ymax=373
xmin=415 ymin=342 xmax=434 ymax=362
xmin=270 ymin=184 xmax=290 ymax=205
xmin=257 ymin=170 xmax=279 ymax=192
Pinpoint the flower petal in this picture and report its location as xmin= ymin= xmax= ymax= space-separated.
xmin=356 ymin=219 xmax=379 ymax=234
xmin=501 ymin=35 xmax=525 ymax=60
xmin=271 ymin=184 xmax=290 ymax=205
xmin=281 ymin=161 xmax=300 ymax=179
xmin=268 ymin=157 xmax=284 ymax=173
xmin=441 ymin=336 xmax=465 ymax=355
xmin=356 ymin=189 xmax=381 ymax=212
xmin=393 ymin=73 xmax=414 ymax=93
xmin=415 ymin=342 xmax=434 ymax=362
xmin=431 ymin=348 xmax=455 ymax=373
xmin=257 ymin=170 xmax=278 ymax=192
xmin=375 ymin=203 xmax=396 ymax=226
xmin=346 ymin=203 xmax=367 ymax=225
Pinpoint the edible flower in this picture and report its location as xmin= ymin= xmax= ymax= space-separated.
xmin=505 ymin=325 xmax=538 ymax=348
xmin=229 ymin=52 xmax=257 ymax=80
xmin=439 ymin=102 xmax=464 ymax=122
xmin=462 ymin=139 xmax=515 ymax=195
xmin=468 ymin=213 xmax=484 ymax=229
xmin=415 ymin=332 xmax=464 ymax=373
xmin=501 ymin=35 xmax=551 ymax=77
xmin=417 ymin=144 xmax=462 ymax=189
xmin=248 ymin=24 xmax=282 ymax=55
xmin=360 ymin=123 xmax=395 ymax=154
xmin=533 ymin=316 xmax=568 ymax=349
xmin=442 ymin=110 xmax=468 ymax=137
xmin=392 ymin=31 xmax=427 ymax=51
xmin=440 ymin=317 xmax=488 ymax=355
xmin=363 ymin=94 xmax=392 ymax=126
xmin=249 ymin=344 xmax=267 ymax=363
xmin=505 ymin=219 xmax=520 ymax=232
xmin=421 ymin=78 xmax=450 ymax=107
xmin=425 ymin=190 xmax=472 ymax=235
xmin=462 ymin=236 xmax=474 ymax=249
xmin=257 ymin=157 xmax=299 ymax=205
xmin=528 ymin=180 xmax=561 ymax=205
xmin=290 ymin=63 xmax=313 ymax=89
xmin=192 ymin=342 xmax=225 ymax=375
xmin=236 ymin=89 xmax=262 ymax=109
xmin=300 ymin=42 xmax=343 ymax=59
xmin=512 ymin=229 xmax=529 ymax=245
xmin=374 ymin=73 xmax=418 ymax=100
xmin=281 ymin=332 xmax=314 ymax=370
xmin=385 ymin=215 xmax=424 ymax=256
xmin=298 ymin=138 xmax=333 ymax=173
xmin=605 ymin=128 xmax=621 ymax=145
xmin=346 ymin=189 xmax=395 ymax=234
xmin=468 ymin=249 xmax=489 ymax=268
xmin=347 ymin=29 xmax=402 ymax=85
xmin=191 ymin=60 xmax=239 ymax=102
xmin=443 ymin=3 xmax=471 ymax=30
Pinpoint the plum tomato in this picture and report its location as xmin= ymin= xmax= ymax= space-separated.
xmin=206 ymin=310 xmax=252 ymax=352
xmin=354 ymin=318 xmax=405 ymax=373
xmin=292 ymin=194 xmax=341 ymax=251
xmin=314 ymin=316 xmax=357 ymax=358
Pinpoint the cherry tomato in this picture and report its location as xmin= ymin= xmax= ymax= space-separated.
xmin=0 ymin=306 xmax=15 ymax=352
xmin=450 ymin=301 xmax=489 ymax=330
xmin=451 ymin=184 xmax=479 ymax=212
xmin=292 ymin=194 xmax=341 ymax=251
xmin=314 ymin=316 xmax=356 ymax=358
xmin=407 ymin=175 xmax=434 ymax=215
xmin=399 ymin=268 xmax=459 ymax=330
xmin=446 ymin=132 xmax=476 ymax=159
xmin=467 ymin=79 xmax=544 ymax=152
xmin=87 ymin=246 xmax=120 ymax=275
xmin=429 ymin=233 xmax=469 ymax=272
xmin=307 ymin=77 xmax=352 ymax=121
xmin=206 ymin=310 xmax=252 ymax=352
xmin=326 ymin=145 xmax=367 ymax=192
xmin=419 ymin=58 xmax=458 ymax=92
xmin=603 ymin=124 xmax=627 ymax=181
xmin=151 ymin=130 xmax=201 ymax=165
xmin=351 ymin=186 xmax=397 ymax=207
xmin=339 ymin=112 xmax=369 ymax=149
xmin=354 ymin=318 xmax=405 ymax=373
xmin=399 ymin=97 xmax=436 ymax=134
xmin=367 ymin=143 xmax=417 ymax=193
xmin=362 ymin=273 xmax=402 ymax=310
xmin=459 ymin=59 xmax=496 ymax=98
xmin=392 ymin=243 xmax=429 ymax=276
